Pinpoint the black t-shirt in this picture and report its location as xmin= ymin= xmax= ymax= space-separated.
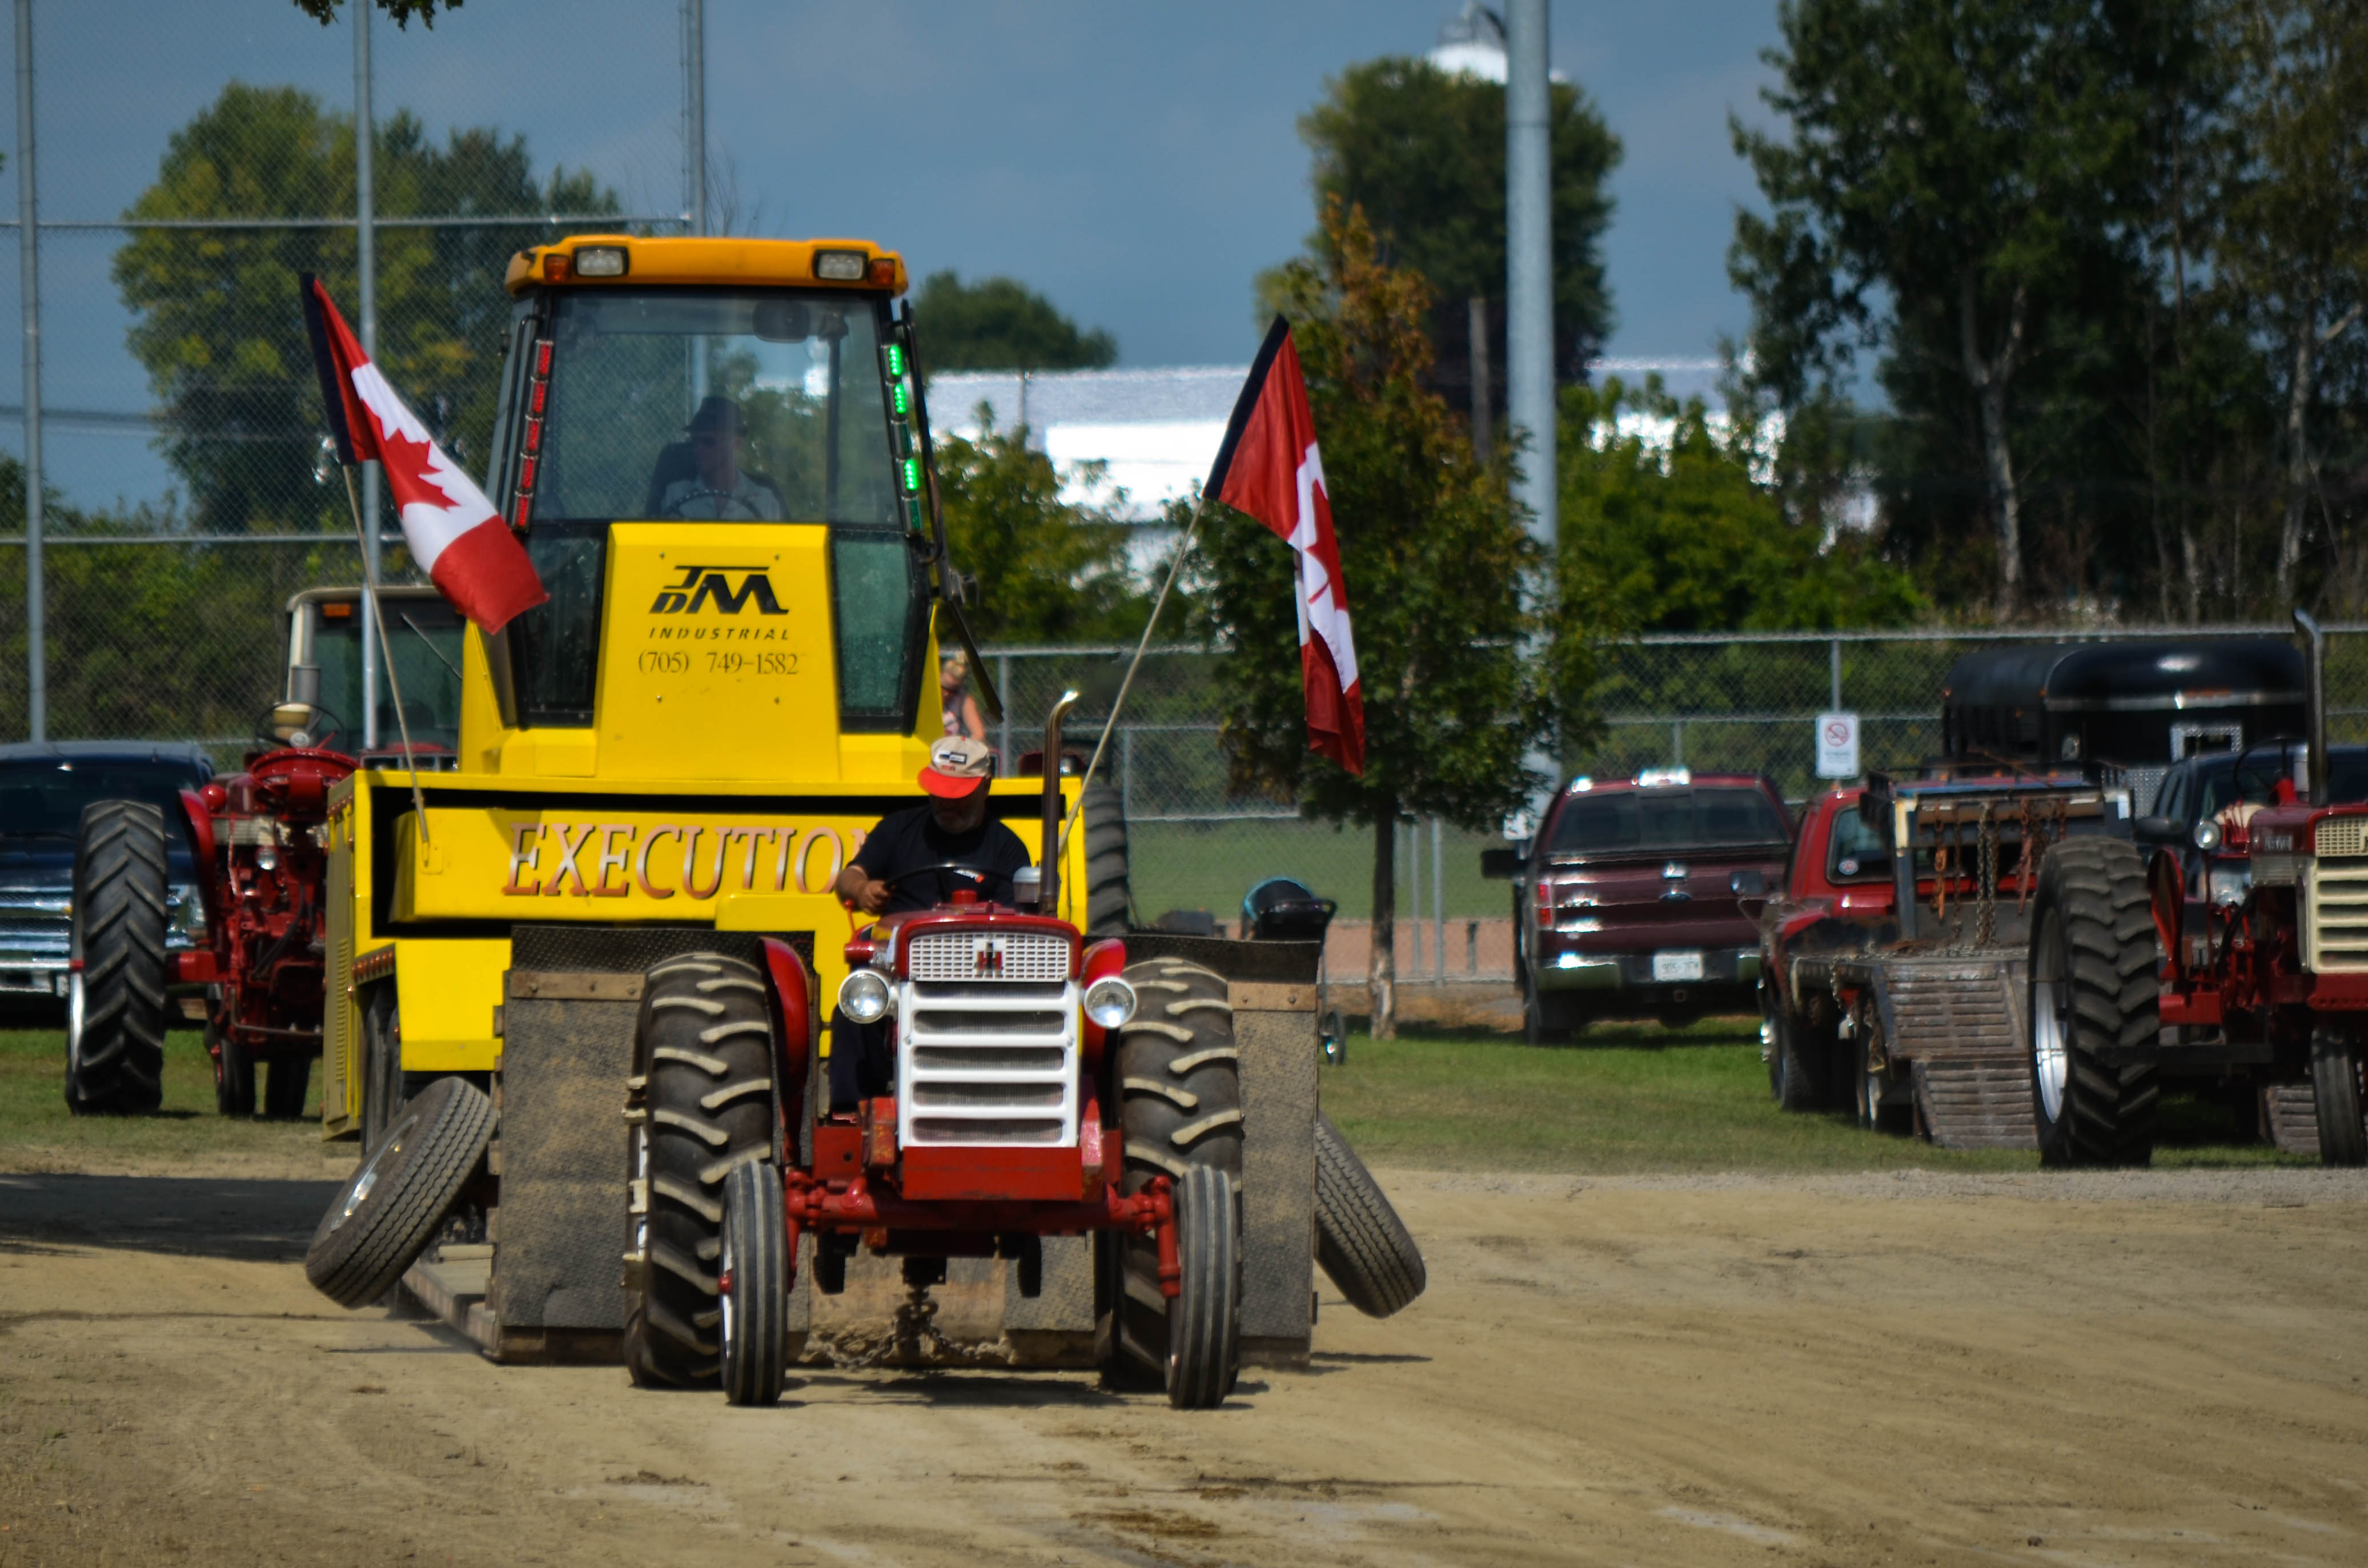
xmin=850 ymin=805 xmax=1033 ymax=914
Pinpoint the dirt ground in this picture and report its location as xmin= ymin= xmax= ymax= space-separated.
xmin=3 ymin=1162 xmax=2366 ymax=1567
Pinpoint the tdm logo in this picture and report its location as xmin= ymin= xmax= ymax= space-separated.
xmin=649 ymin=564 xmax=787 ymax=616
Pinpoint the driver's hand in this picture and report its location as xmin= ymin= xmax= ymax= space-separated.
xmin=851 ymin=875 xmax=890 ymax=915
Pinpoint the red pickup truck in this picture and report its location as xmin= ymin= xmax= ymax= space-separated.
xmin=1490 ymin=769 xmax=1794 ymax=1043
xmin=1756 ymin=786 xmax=1899 ymax=1108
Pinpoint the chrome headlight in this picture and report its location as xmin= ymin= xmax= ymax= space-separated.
xmin=2193 ymin=820 xmax=2222 ymax=852
xmin=1082 ymin=975 xmax=1137 ymax=1030
xmin=837 ymin=967 xmax=892 ymax=1024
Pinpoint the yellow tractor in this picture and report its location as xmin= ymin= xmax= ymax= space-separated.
xmin=296 ymin=235 xmax=1376 ymax=1405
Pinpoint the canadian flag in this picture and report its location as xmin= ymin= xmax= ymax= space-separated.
xmin=301 ymin=276 xmax=547 ymax=633
xmin=1203 ymin=316 xmax=1365 ymax=776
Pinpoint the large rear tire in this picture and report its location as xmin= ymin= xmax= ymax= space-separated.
xmin=304 ymin=1075 xmax=495 ymax=1308
xmin=2310 ymin=1025 xmax=2367 ymax=1167
xmin=1082 ymin=785 xmax=1132 ymax=937
xmin=1105 ymin=957 xmax=1242 ymax=1396
xmin=67 ymin=799 xmax=171 ymax=1115
xmin=624 ymin=953 xmax=777 ymax=1391
xmin=1166 ymin=1163 xmax=1242 ymax=1409
xmin=1313 ymin=1111 xmax=1426 ymax=1317
xmin=718 ymin=1160 xmax=790 ymax=1406
xmin=2028 ymin=838 xmax=2160 ymax=1168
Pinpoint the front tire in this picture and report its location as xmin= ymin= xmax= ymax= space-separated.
xmin=625 ymin=953 xmax=778 ymax=1391
xmin=2028 ymin=838 xmax=2160 ymax=1168
xmin=67 ymin=800 xmax=171 ymax=1115
xmin=1106 ymin=958 xmax=1243 ymax=1396
xmin=212 ymin=1020 xmax=255 ymax=1118
xmin=2310 ymin=1025 xmax=2367 ymax=1167
xmin=718 ymin=1160 xmax=789 ymax=1406
xmin=1166 ymin=1163 xmax=1242 ymax=1410
xmin=263 ymin=1052 xmax=313 ymax=1120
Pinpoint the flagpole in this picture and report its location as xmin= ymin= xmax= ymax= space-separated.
xmin=338 ymin=466 xmax=431 ymax=843
xmin=1055 ymin=494 xmax=1206 ymax=860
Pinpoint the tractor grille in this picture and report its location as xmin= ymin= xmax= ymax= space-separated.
xmin=897 ymin=971 xmax=1078 ymax=1149
xmin=2306 ymin=857 xmax=2368 ymax=972
xmin=2319 ymin=817 xmax=2368 ymax=858
xmin=906 ymin=930 xmax=1070 ymax=983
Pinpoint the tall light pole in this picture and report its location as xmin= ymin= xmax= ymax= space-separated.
xmin=14 ymin=0 xmax=41 ymax=742
xmin=355 ymin=0 xmax=380 ymax=750
xmin=1506 ymin=0 xmax=1557 ymax=794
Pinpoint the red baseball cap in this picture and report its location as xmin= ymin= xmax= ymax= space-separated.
xmin=920 ymin=735 xmax=996 ymax=798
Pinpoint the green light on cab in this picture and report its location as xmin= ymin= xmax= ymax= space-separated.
xmin=886 ymin=344 xmax=905 ymax=377
xmin=902 ymin=457 xmax=922 ymax=493
xmin=892 ymin=383 xmax=910 ymax=417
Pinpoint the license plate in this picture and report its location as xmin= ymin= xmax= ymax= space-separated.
xmin=1652 ymin=950 xmax=1705 ymax=983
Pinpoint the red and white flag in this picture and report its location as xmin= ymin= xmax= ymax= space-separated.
xmin=302 ymin=275 xmax=547 ymax=633
xmin=1203 ymin=316 xmax=1365 ymax=776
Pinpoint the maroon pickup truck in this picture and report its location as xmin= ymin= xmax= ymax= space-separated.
xmin=1487 ymin=769 xmax=1795 ymax=1043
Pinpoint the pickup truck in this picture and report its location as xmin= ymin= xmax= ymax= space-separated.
xmin=1487 ymin=767 xmax=1793 ymax=1043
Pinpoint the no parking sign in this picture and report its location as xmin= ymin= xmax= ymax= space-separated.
xmin=1815 ymin=712 xmax=1860 ymax=779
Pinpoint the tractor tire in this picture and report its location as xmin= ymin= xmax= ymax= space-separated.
xmin=1313 ymin=1110 xmax=1426 ymax=1318
xmin=719 ymin=1159 xmax=790 ymax=1406
xmin=624 ymin=953 xmax=778 ymax=1392
xmin=2309 ymin=1025 xmax=2367 ymax=1168
xmin=1764 ymin=992 xmax=1820 ymax=1112
xmin=1104 ymin=956 xmax=1243 ymax=1397
xmin=1082 ymin=785 xmax=1132 ymax=937
xmin=1165 ymin=1162 xmax=1243 ymax=1410
xmin=304 ymin=1075 xmax=495 ymax=1308
xmin=66 ymin=799 xmax=171 ymax=1115
xmin=263 ymin=1052 xmax=313 ymax=1121
xmin=2028 ymin=838 xmax=2160 ymax=1168
xmin=211 ymin=1019 xmax=255 ymax=1119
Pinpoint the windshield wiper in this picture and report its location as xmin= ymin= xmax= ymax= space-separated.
xmin=401 ymin=612 xmax=463 ymax=684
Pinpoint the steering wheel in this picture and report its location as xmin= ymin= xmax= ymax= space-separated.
xmin=876 ymin=862 xmax=1018 ymax=894
xmin=262 ymin=703 xmax=349 ymax=751
xmin=661 ymin=487 xmax=765 ymax=520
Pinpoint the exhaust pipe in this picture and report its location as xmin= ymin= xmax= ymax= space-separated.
xmin=2295 ymin=608 xmax=2329 ymax=807
xmin=1041 ymin=689 xmax=1079 ymax=915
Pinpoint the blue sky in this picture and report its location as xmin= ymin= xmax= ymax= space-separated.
xmin=2 ymin=0 xmax=1783 ymax=510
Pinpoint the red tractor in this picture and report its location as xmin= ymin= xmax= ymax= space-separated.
xmin=73 ymin=585 xmax=463 ymax=1117
xmin=2135 ymin=612 xmax=2368 ymax=1164
xmin=631 ymin=709 xmax=1247 ymax=1408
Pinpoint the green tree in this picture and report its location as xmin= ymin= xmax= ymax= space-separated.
xmin=111 ymin=83 xmax=614 ymax=532
xmin=913 ymin=272 xmax=1117 ymax=372
xmin=1192 ymin=203 xmax=1575 ymax=1037
xmin=1294 ymin=54 xmax=1620 ymax=416
xmin=1560 ymin=377 xmax=1924 ymax=634
xmin=2215 ymin=0 xmax=2368 ymax=602
xmin=294 ymin=1 xmax=459 ymax=26
xmin=1732 ymin=0 xmax=2146 ymax=616
xmin=934 ymin=413 xmax=1144 ymax=643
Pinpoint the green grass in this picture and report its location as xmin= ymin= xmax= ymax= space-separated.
xmin=0 ymin=1027 xmax=328 ymax=1165
xmin=1321 ymin=1019 xmax=2314 ymax=1174
xmin=0 ymin=1020 xmax=2307 ymax=1177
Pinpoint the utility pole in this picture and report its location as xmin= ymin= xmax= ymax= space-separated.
xmin=1506 ymin=0 xmax=1556 ymax=798
xmin=355 ymin=1 xmax=380 ymax=750
xmin=14 ymin=0 xmax=41 ymax=742
xmin=684 ymin=0 xmax=706 ymax=234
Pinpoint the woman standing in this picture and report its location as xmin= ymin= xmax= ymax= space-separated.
xmin=940 ymin=652 xmax=986 ymax=741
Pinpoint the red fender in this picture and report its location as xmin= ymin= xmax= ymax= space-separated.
xmin=759 ymin=936 xmax=816 ymax=1155
xmin=175 ymin=787 xmax=225 ymax=941
xmin=2147 ymin=847 xmax=2186 ymax=983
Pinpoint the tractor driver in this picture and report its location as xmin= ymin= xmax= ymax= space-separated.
xmin=828 ymin=735 xmax=1032 ymax=1108
xmin=658 ymin=396 xmax=785 ymax=520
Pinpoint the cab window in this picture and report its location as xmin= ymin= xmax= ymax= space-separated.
xmin=1827 ymin=801 xmax=1892 ymax=883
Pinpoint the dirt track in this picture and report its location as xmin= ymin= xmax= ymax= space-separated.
xmin=3 ymin=1164 xmax=2366 ymax=1566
